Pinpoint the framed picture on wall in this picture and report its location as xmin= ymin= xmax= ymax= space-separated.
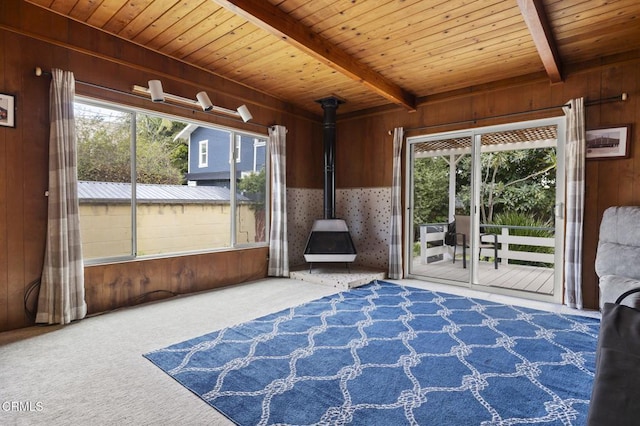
xmin=0 ymin=93 xmax=16 ymax=128
xmin=586 ymin=125 xmax=631 ymax=159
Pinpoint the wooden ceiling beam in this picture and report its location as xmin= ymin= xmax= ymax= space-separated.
xmin=211 ymin=0 xmax=417 ymax=111
xmin=517 ymin=0 xmax=563 ymax=83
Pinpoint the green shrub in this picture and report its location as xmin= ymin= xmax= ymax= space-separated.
xmin=413 ymin=241 xmax=421 ymax=257
xmin=486 ymin=212 xmax=554 ymax=267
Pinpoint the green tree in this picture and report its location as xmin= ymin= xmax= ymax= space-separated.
xmin=135 ymin=115 xmax=185 ymax=184
xmin=238 ymin=167 xmax=266 ymax=201
xmin=412 ymin=156 xmax=450 ymax=225
xmin=76 ymin=108 xmax=132 ymax=182
xmin=456 ymin=148 xmax=556 ymax=224
xmin=76 ymin=105 xmax=188 ymax=184
xmin=480 ymin=149 xmax=556 ymax=223
xmin=171 ymin=143 xmax=189 ymax=182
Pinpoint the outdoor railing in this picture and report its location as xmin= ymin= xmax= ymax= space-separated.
xmin=418 ymin=223 xmax=555 ymax=267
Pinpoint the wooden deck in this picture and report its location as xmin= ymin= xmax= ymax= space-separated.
xmin=410 ymin=256 xmax=555 ymax=296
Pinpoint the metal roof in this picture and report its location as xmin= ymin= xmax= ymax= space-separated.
xmin=78 ymin=181 xmax=249 ymax=204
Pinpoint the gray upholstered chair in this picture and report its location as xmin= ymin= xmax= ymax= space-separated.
xmin=589 ymin=208 xmax=640 ymax=424
xmin=595 ymin=206 xmax=640 ymax=310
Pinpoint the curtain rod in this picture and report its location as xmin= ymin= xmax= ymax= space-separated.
xmin=34 ymin=67 xmax=269 ymax=130
xmin=393 ymin=93 xmax=628 ymax=135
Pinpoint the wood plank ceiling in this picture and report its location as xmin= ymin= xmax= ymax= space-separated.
xmin=25 ymin=0 xmax=640 ymax=115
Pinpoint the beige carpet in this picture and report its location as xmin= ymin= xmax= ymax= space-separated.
xmin=0 ymin=278 xmax=342 ymax=425
xmin=0 ymin=276 xmax=597 ymax=425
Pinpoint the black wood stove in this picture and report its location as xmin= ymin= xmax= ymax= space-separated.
xmin=303 ymin=97 xmax=357 ymax=272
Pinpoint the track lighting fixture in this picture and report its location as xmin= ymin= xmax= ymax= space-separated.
xmin=196 ymin=91 xmax=213 ymax=111
xmin=132 ymin=81 xmax=253 ymax=122
xmin=237 ymin=104 xmax=253 ymax=122
xmin=147 ymin=80 xmax=164 ymax=102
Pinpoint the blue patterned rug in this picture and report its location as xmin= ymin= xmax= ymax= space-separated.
xmin=144 ymin=280 xmax=600 ymax=425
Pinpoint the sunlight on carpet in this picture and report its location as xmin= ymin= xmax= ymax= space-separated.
xmin=144 ymin=280 xmax=600 ymax=425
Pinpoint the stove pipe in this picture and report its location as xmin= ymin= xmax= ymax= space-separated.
xmin=316 ymin=97 xmax=343 ymax=219
xmin=303 ymin=96 xmax=356 ymax=269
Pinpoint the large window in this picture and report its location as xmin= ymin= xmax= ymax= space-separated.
xmin=75 ymin=98 xmax=268 ymax=263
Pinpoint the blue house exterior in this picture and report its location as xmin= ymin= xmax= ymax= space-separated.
xmin=177 ymin=124 xmax=266 ymax=187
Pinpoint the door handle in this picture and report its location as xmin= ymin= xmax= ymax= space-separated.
xmin=554 ymin=202 xmax=564 ymax=219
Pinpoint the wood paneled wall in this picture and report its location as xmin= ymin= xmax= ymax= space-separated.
xmin=84 ymin=247 xmax=269 ymax=315
xmin=0 ymin=1 xmax=323 ymax=332
xmin=335 ymin=52 xmax=640 ymax=310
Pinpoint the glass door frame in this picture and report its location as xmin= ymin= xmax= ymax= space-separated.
xmin=404 ymin=117 xmax=566 ymax=304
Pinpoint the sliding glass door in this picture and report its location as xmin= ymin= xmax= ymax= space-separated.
xmin=405 ymin=118 xmax=565 ymax=303
xmin=407 ymin=134 xmax=472 ymax=284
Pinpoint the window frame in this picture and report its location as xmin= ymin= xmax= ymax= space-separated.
xmin=75 ymin=95 xmax=270 ymax=265
xmin=230 ymin=134 xmax=242 ymax=164
xmin=253 ymin=138 xmax=266 ymax=172
xmin=198 ymin=140 xmax=209 ymax=168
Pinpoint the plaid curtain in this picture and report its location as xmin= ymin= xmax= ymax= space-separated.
xmin=388 ymin=127 xmax=404 ymax=279
xmin=563 ymin=98 xmax=585 ymax=309
xmin=268 ymin=125 xmax=289 ymax=277
xmin=36 ymin=69 xmax=87 ymax=324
